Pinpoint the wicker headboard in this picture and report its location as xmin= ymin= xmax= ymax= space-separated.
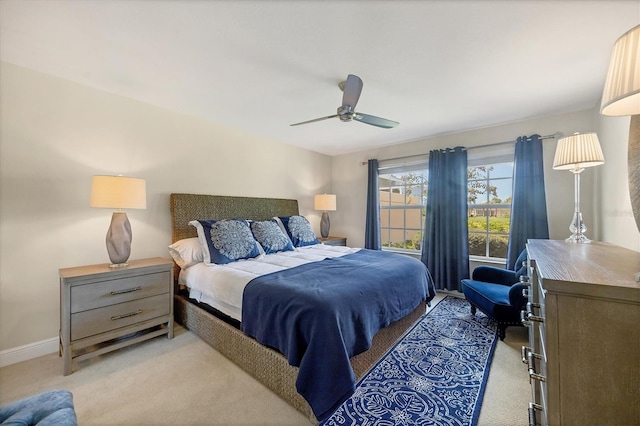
xmin=170 ymin=193 xmax=300 ymax=243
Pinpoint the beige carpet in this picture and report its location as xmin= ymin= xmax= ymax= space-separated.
xmin=0 ymin=294 xmax=530 ymax=425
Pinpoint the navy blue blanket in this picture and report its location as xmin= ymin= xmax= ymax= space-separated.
xmin=241 ymin=249 xmax=435 ymax=421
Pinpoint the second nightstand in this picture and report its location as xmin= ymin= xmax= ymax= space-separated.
xmin=59 ymin=257 xmax=174 ymax=375
xmin=318 ymin=236 xmax=347 ymax=246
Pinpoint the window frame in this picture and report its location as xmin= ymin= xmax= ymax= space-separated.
xmin=378 ymin=157 xmax=428 ymax=255
xmin=374 ymin=149 xmax=514 ymax=261
xmin=467 ymin=153 xmax=514 ymax=262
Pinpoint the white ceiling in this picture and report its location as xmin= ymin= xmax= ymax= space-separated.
xmin=1 ymin=1 xmax=638 ymax=156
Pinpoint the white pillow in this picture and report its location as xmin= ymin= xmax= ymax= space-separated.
xmin=168 ymin=237 xmax=204 ymax=269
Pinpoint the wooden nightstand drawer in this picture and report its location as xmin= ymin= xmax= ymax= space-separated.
xmin=70 ymin=271 xmax=170 ymax=313
xmin=71 ymin=293 xmax=170 ymax=340
xmin=318 ymin=236 xmax=347 ymax=246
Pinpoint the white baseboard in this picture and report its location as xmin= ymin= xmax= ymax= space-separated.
xmin=0 ymin=337 xmax=58 ymax=368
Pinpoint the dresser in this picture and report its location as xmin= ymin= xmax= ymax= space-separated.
xmin=523 ymin=240 xmax=640 ymax=425
xmin=59 ymin=257 xmax=174 ymax=375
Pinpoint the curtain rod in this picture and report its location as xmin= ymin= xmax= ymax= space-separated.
xmin=465 ymin=131 xmax=563 ymax=151
xmin=361 ymin=132 xmax=563 ymax=165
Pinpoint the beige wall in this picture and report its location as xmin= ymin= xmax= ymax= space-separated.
xmin=0 ymin=62 xmax=332 ymax=352
xmin=330 ymin=108 xmax=640 ymax=254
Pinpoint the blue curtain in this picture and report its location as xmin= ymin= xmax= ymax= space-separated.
xmin=421 ymin=147 xmax=469 ymax=291
xmin=365 ymin=159 xmax=381 ymax=250
xmin=507 ymin=135 xmax=549 ymax=269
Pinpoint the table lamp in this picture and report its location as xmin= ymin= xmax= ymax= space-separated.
xmin=552 ymin=133 xmax=604 ymax=243
xmin=601 ymin=23 xmax=640 ymax=232
xmin=90 ymin=175 xmax=147 ymax=267
xmin=314 ymin=194 xmax=337 ymax=239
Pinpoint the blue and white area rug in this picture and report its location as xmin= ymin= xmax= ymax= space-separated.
xmin=321 ymin=296 xmax=498 ymax=426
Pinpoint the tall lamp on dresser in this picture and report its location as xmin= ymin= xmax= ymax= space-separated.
xmin=552 ymin=133 xmax=604 ymax=243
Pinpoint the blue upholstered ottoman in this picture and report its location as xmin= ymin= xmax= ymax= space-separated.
xmin=0 ymin=390 xmax=77 ymax=425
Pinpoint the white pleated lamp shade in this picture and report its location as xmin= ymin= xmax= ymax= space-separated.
xmin=90 ymin=175 xmax=147 ymax=210
xmin=601 ymin=24 xmax=640 ymax=116
xmin=553 ymin=133 xmax=605 ymax=170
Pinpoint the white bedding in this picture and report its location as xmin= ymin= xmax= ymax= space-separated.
xmin=179 ymin=244 xmax=360 ymax=321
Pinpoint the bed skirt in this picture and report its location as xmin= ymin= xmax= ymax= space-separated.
xmin=173 ymin=294 xmax=427 ymax=421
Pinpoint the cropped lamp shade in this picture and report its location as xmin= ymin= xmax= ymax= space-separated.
xmin=314 ymin=194 xmax=337 ymax=239
xmin=600 ymin=24 xmax=640 ymax=116
xmin=553 ymin=133 xmax=605 ymax=243
xmin=90 ymin=176 xmax=146 ymax=267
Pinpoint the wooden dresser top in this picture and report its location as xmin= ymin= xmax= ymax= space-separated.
xmin=527 ymin=239 xmax=640 ymax=301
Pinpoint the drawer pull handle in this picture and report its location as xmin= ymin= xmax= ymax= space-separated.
xmin=521 ymin=310 xmax=531 ymax=327
xmin=528 ymin=369 xmax=546 ymax=383
xmin=522 ymin=346 xmax=543 ymax=364
xmin=110 ymin=286 xmax=142 ymax=295
xmin=111 ymin=310 xmax=143 ymax=321
xmin=527 ymin=313 xmax=544 ymax=323
xmin=527 ymin=352 xmax=546 ymax=383
xmin=525 ymin=302 xmax=545 ymax=323
xmin=522 ymin=288 xmax=529 ymax=298
xmin=528 ymin=402 xmax=543 ymax=426
xmin=519 ymin=275 xmax=530 ymax=285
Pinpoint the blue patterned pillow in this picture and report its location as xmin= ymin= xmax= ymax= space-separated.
xmin=250 ymin=220 xmax=295 ymax=254
xmin=276 ymin=215 xmax=319 ymax=247
xmin=189 ymin=219 xmax=261 ymax=265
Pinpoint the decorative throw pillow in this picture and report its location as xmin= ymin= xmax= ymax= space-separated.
xmin=276 ymin=215 xmax=319 ymax=247
xmin=168 ymin=237 xmax=204 ymax=269
xmin=250 ymin=220 xmax=295 ymax=254
xmin=189 ymin=219 xmax=262 ymax=265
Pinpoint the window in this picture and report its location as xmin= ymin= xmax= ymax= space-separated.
xmin=378 ymin=158 xmax=428 ymax=253
xmin=467 ymin=160 xmax=513 ymax=259
xmin=376 ymin=150 xmax=513 ymax=259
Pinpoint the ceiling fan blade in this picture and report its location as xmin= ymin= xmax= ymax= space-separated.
xmin=353 ymin=113 xmax=399 ymax=129
xmin=290 ymin=114 xmax=338 ymax=126
xmin=342 ymin=74 xmax=363 ymax=109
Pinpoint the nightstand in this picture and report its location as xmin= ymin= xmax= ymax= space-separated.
xmin=318 ymin=236 xmax=347 ymax=246
xmin=59 ymin=257 xmax=174 ymax=375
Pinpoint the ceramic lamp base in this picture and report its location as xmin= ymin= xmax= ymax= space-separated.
xmin=320 ymin=211 xmax=330 ymax=239
xmin=106 ymin=212 xmax=132 ymax=266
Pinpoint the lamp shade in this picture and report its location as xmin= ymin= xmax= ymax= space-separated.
xmin=314 ymin=194 xmax=336 ymax=211
xmin=601 ymin=24 xmax=640 ymax=116
xmin=553 ymin=133 xmax=605 ymax=171
xmin=90 ymin=175 xmax=147 ymax=209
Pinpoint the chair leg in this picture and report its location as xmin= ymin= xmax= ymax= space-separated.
xmin=497 ymin=324 xmax=506 ymax=340
xmin=470 ymin=305 xmax=477 ymax=315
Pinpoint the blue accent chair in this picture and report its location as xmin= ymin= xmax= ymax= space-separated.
xmin=461 ymin=250 xmax=528 ymax=340
xmin=0 ymin=390 xmax=77 ymax=425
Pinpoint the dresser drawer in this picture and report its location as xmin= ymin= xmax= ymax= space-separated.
xmin=71 ymin=293 xmax=170 ymax=340
xmin=70 ymin=271 xmax=170 ymax=313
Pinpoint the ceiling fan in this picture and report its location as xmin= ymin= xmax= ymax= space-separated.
xmin=290 ymin=74 xmax=399 ymax=129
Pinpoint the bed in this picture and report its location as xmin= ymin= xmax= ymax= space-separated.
xmin=169 ymin=193 xmax=435 ymax=421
